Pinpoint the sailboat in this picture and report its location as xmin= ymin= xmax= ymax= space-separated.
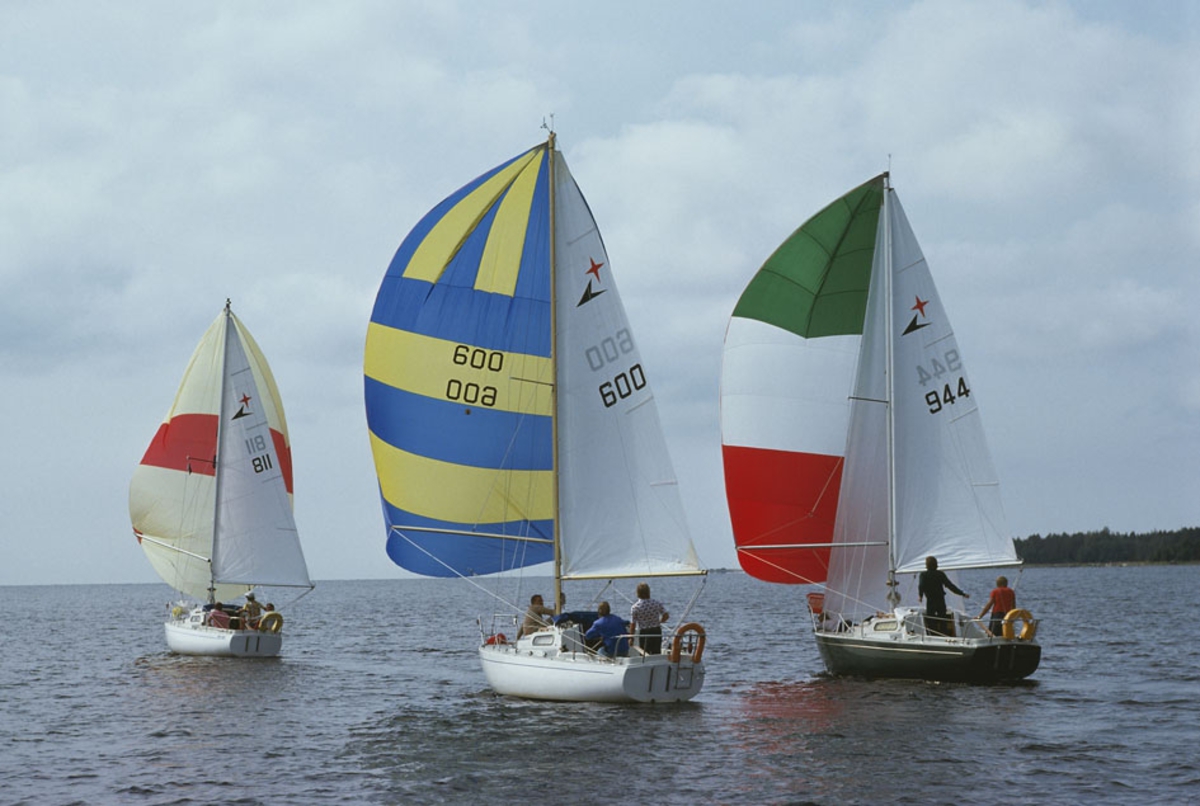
xmin=364 ymin=133 xmax=708 ymax=702
xmin=720 ymin=174 xmax=1040 ymax=682
xmin=130 ymin=301 xmax=313 ymax=657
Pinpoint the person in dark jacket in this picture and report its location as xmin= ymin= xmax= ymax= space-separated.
xmin=584 ymin=601 xmax=629 ymax=657
xmin=918 ymin=556 xmax=969 ymax=637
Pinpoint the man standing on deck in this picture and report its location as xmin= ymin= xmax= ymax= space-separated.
xmin=918 ymin=556 xmax=969 ymax=637
xmin=629 ymin=582 xmax=669 ymax=654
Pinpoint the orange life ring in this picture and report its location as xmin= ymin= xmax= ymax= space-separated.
xmin=260 ymin=612 xmax=284 ymax=634
xmin=669 ymin=622 xmax=706 ymax=664
xmin=485 ymin=633 xmax=508 ymax=645
xmin=1001 ymin=609 xmax=1036 ymax=641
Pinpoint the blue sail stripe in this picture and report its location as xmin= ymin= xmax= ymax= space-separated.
xmin=381 ymin=500 xmax=554 ymax=577
xmin=368 ymin=277 xmax=552 ymax=357
xmin=364 ymin=377 xmax=552 ymax=470
xmin=368 ymin=146 xmax=552 ymax=356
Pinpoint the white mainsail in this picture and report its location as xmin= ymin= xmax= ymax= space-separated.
xmin=211 ymin=316 xmax=311 ymax=589
xmin=553 ymin=154 xmax=700 ymax=581
xmin=825 ymin=185 xmax=1017 ymax=620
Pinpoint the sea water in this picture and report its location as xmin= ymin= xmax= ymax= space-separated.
xmin=1 ymin=565 xmax=1197 ymax=805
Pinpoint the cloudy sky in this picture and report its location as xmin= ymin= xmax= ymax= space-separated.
xmin=2 ymin=1 xmax=1197 ymax=587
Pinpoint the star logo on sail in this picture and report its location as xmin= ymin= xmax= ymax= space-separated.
xmin=232 ymin=392 xmax=253 ymax=420
xmin=902 ymin=295 xmax=932 ymax=336
xmin=577 ymin=258 xmax=607 ymax=307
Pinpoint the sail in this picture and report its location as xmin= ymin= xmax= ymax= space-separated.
xmin=365 ymin=138 xmax=701 ymax=580
xmin=365 ymin=145 xmax=557 ymax=577
xmin=552 ymin=152 xmax=700 ymax=580
xmin=210 ymin=316 xmax=312 ymax=588
xmin=824 ymin=185 xmax=1017 ymax=619
xmin=885 ymin=192 xmax=1016 ymax=573
xmin=130 ymin=308 xmax=304 ymax=600
xmin=720 ymin=176 xmax=885 ymax=584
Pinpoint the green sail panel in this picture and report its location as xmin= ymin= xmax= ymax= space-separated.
xmin=732 ymin=174 xmax=885 ymax=339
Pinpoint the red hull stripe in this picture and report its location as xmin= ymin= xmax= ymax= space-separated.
xmin=722 ymin=444 xmax=842 ymax=584
xmin=138 ymin=413 xmax=294 ymax=494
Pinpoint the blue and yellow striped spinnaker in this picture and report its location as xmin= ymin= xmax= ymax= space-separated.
xmin=365 ymin=143 xmax=557 ymax=577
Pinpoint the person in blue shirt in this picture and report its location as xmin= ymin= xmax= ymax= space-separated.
xmin=584 ymin=601 xmax=630 ymax=657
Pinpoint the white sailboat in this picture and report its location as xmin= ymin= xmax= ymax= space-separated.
xmin=364 ymin=133 xmax=708 ymax=702
xmin=721 ymin=174 xmax=1040 ymax=682
xmin=130 ymin=301 xmax=313 ymax=657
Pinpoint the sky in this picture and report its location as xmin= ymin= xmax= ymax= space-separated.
xmin=2 ymin=1 xmax=1197 ymax=587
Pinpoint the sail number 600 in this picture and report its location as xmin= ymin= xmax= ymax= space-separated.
xmin=453 ymin=344 xmax=504 ymax=372
xmin=599 ymin=364 xmax=646 ymax=408
xmin=447 ymin=344 xmax=502 ymax=407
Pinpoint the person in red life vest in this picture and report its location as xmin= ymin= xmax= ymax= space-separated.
xmin=978 ymin=576 xmax=1017 ymax=637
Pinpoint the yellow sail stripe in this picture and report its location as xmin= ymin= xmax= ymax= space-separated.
xmin=364 ymin=322 xmax=553 ymax=416
xmin=369 ymin=431 xmax=554 ymax=524
xmin=403 ymin=148 xmax=543 ymax=288
xmin=475 ymin=152 xmax=542 ymax=295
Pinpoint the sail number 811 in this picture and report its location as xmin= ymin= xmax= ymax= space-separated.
xmin=244 ymin=434 xmax=274 ymax=474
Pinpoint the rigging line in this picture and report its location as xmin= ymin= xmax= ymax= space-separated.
xmin=391 ymin=524 xmax=551 ymax=544
xmin=389 ymin=527 xmax=527 ymax=615
xmin=739 ymin=541 xmax=887 ymax=550
xmin=674 ymin=574 xmax=707 ymax=625
xmin=817 ymin=581 xmax=896 ymax=616
xmin=139 ymin=534 xmax=210 ymax=563
xmin=737 ymin=549 xmax=827 ymax=586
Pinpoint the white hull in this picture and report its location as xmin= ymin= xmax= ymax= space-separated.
xmin=164 ymin=609 xmax=283 ymax=657
xmin=479 ymin=626 xmax=704 ymax=703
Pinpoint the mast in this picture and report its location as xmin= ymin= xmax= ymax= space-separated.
xmin=882 ymin=178 xmax=899 ymax=583
xmin=546 ymin=131 xmax=564 ymax=612
xmin=208 ymin=298 xmax=233 ymax=604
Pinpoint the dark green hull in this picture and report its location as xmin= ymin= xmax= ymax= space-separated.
xmin=814 ymin=633 xmax=1041 ymax=683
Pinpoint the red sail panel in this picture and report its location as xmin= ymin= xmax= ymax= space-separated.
xmin=722 ymin=444 xmax=842 ymax=584
xmin=139 ymin=413 xmax=293 ymax=494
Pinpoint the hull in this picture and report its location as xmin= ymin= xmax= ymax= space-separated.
xmin=815 ymin=632 xmax=1040 ymax=682
xmin=479 ymin=627 xmax=704 ymax=703
xmin=164 ymin=612 xmax=283 ymax=658
xmin=813 ymin=608 xmax=1040 ymax=683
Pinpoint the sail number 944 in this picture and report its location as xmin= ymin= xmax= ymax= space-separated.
xmin=925 ymin=378 xmax=970 ymax=414
xmin=916 ymin=349 xmax=970 ymax=414
xmin=446 ymin=344 xmax=502 ymax=407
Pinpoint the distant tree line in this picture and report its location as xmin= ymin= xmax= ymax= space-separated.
xmin=1014 ymin=527 xmax=1200 ymax=565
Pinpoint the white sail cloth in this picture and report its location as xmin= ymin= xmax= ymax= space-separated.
xmin=825 ymin=189 xmax=1016 ymax=619
xmin=552 ymin=153 xmax=700 ymax=580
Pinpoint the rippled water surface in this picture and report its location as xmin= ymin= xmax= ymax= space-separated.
xmin=2 ymin=566 xmax=1197 ymax=804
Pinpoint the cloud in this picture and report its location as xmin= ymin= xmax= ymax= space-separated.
xmin=1 ymin=0 xmax=1196 ymax=586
